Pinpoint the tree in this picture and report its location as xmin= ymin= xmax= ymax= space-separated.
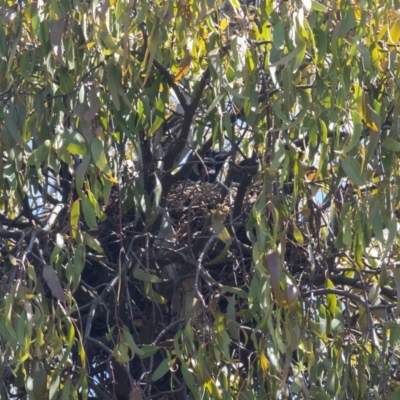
xmin=1 ymin=0 xmax=400 ymax=398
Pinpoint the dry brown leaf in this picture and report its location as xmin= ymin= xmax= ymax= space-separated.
xmin=174 ymin=50 xmax=192 ymax=83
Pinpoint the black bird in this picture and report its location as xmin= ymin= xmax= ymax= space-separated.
xmin=188 ymin=150 xmax=231 ymax=183
xmin=230 ymin=154 xmax=259 ymax=183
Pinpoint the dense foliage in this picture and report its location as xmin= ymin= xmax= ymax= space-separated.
xmin=1 ymin=0 xmax=400 ymax=398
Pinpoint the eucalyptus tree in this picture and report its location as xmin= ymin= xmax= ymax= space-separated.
xmin=1 ymin=0 xmax=400 ymax=398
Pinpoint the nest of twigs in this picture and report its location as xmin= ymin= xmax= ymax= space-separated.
xmin=83 ymin=169 xmax=313 ymax=306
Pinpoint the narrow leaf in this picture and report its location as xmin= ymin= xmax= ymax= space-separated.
xmin=152 ymin=358 xmax=170 ymax=381
xmin=91 ymin=137 xmax=108 ymax=171
xmin=342 ymin=156 xmax=366 ymax=187
xmin=43 ymin=265 xmax=66 ymax=302
xmin=268 ymin=44 xmax=305 ymax=68
xmin=311 ymin=0 xmax=328 ymax=12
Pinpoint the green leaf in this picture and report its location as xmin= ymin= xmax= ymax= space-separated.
xmin=342 ymin=217 xmax=352 ymax=247
xmin=66 ymin=132 xmax=86 ymax=156
xmin=62 ymin=379 xmax=71 ymax=400
xmin=341 ymin=156 xmax=366 ymax=187
xmin=153 ymin=174 xmax=162 ymax=210
xmin=49 ymin=374 xmax=60 ymax=400
xmin=26 ymin=361 xmax=47 ymax=400
xmin=204 ymin=379 xmax=222 ymax=399
xmin=86 ymin=189 xmax=101 ymax=216
xmin=142 ymin=18 xmax=160 ymax=86
xmin=331 ymin=317 xmax=344 ymax=336
xmin=293 ymin=42 xmax=306 ymax=72
xmin=209 ymin=49 xmax=245 ymax=98
xmin=17 ymin=310 xmax=27 ymax=347
xmin=343 ymin=110 xmax=362 ymax=152
xmin=152 ymin=357 xmax=170 ymax=381
xmin=91 ymin=137 xmax=108 ymax=171
xmin=50 ymin=233 xmax=65 ymax=264
xmin=75 ymin=154 xmax=90 ymax=197
xmin=0 ymin=315 xmax=17 ymax=347
xmin=59 ymin=67 xmax=75 ymax=94
xmin=389 ymin=321 xmax=400 ymax=346
xmin=83 ymin=232 xmax=103 ymax=253
xmin=81 ymin=196 xmax=98 ymax=230
xmin=122 ymin=325 xmax=144 ymax=356
xmin=273 ymin=22 xmax=285 ymax=50
xmin=180 ymin=361 xmax=194 ymax=390
xmin=382 ymin=138 xmax=400 ymax=152
xmin=221 ymin=286 xmax=248 ymax=298
xmin=60 ymin=317 xmax=76 ymax=366
xmin=70 ymin=199 xmax=80 ymax=238
xmin=133 ymin=268 xmax=162 ymax=283
xmin=138 ymin=345 xmax=160 ymax=359
xmin=311 ymin=0 xmax=328 ymax=12
xmin=325 ymin=279 xmax=336 ymax=315
xmin=268 ymin=43 xmax=306 ymax=68
xmin=27 ymin=264 xmax=37 ymax=285
xmin=5 ymin=109 xmax=25 ymax=147
xmin=270 ymin=140 xmax=286 ymax=172
xmin=106 ymin=62 xmax=121 ymax=110
xmin=339 ymin=8 xmax=356 ymax=37
xmin=67 ymin=243 xmax=84 ymax=292
xmin=114 ymin=342 xmax=130 ymax=363
xmin=148 ymin=97 xmax=165 ymax=135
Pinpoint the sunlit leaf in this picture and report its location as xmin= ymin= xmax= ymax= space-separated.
xmin=388 ymin=20 xmax=400 ymax=43
xmin=83 ymin=232 xmax=103 ymax=253
xmin=260 ymin=350 xmax=269 ymax=375
xmin=311 ymin=0 xmax=328 ymax=12
xmin=91 ymin=137 xmax=108 ymax=171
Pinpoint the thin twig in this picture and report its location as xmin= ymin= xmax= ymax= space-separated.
xmin=195 ymin=235 xmax=216 ymax=308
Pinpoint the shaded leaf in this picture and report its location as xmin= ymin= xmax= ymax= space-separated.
xmin=59 ymin=67 xmax=75 ymax=94
xmin=43 ymin=265 xmax=66 ymax=302
xmin=133 ymin=268 xmax=162 ymax=283
xmin=50 ymin=18 xmax=66 ymax=62
xmin=81 ymin=196 xmax=98 ymax=230
xmin=341 ymin=156 xmax=366 ymax=187
xmin=152 ymin=357 xmax=170 ymax=381
xmin=269 ymin=43 xmax=306 ymax=68
xmin=383 ymin=138 xmax=400 ymax=152
xmin=84 ymin=87 xmax=100 ymax=122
